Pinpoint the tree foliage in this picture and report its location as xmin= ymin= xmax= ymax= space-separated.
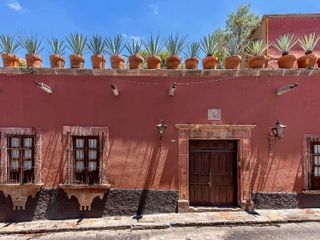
xmin=213 ymin=4 xmax=261 ymax=68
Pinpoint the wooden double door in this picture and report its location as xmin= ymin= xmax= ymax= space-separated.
xmin=189 ymin=140 xmax=238 ymax=206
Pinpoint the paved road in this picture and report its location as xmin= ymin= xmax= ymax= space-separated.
xmin=1 ymin=222 xmax=320 ymax=240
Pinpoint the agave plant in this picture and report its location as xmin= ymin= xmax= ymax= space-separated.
xmin=273 ymin=34 xmax=297 ymax=56
xmin=19 ymin=34 xmax=44 ymax=55
xmin=66 ymin=33 xmax=87 ymax=56
xmin=144 ymin=34 xmax=162 ymax=56
xmin=200 ymin=34 xmax=218 ymax=56
xmin=299 ymin=33 xmax=320 ymax=54
xmin=165 ymin=34 xmax=187 ymax=56
xmin=105 ymin=34 xmax=124 ymax=56
xmin=87 ymin=35 xmax=106 ymax=55
xmin=48 ymin=38 xmax=66 ymax=56
xmin=0 ymin=35 xmax=20 ymax=54
xmin=184 ymin=42 xmax=200 ymax=59
xmin=125 ymin=39 xmax=142 ymax=56
xmin=224 ymin=38 xmax=245 ymax=56
xmin=245 ymin=40 xmax=269 ymax=56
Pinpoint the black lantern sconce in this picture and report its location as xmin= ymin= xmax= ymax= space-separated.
xmin=269 ymin=121 xmax=286 ymax=152
xmin=156 ymin=120 xmax=167 ymax=141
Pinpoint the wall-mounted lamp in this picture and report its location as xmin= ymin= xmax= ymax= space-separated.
xmin=33 ymin=81 xmax=53 ymax=94
xmin=276 ymin=83 xmax=299 ymax=96
xmin=168 ymin=83 xmax=177 ymax=96
xmin=269 ymin=121 xmax=286 ymax=147
xmin=111 ymin=84 xmax=119 ymax=96
xmin=156 ymin=120 xmax=167 ymax=140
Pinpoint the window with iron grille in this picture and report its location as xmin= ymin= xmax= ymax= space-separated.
xmin=73 ymin=136 xmax=99 ymax=184
xmin=309 ymin=140 xmax=320 ymax=190
xmin=7 ymin=135 xmax=34 ymax=184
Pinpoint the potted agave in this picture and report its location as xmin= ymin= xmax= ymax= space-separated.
xmin=125 ymin=39 xmax=144 ymax=69
xmin=48 ymin=38 xmax=66 ymax=68
xmin=200 ymin=34 xmax=218 ymax=69
xmin=19 ymin=34 xmax=43 ymax=68
xmin=144 ymin=34 xmax=162 ymax=69
xmin=66 ymin=33 xmax=87 ymax=69
xmin=88 ymin=35 xmax=106 ymax=69
xmin=165 ymin=34 xmax=187 ymax=69
xmin=245 ymin=40 xmax=269 ymax=69
xmin=0 ymin=34 xmax=20 ymax=68
xmin=105 ymin=35 xmax=125 ymax=69
xmin=184 ymin=42 xmax=200 ymax=69
xmin=224 ymin=38 xmax=243 ymax=69
xmin=297 ymin=33 xmax=319 ymax=68
xmin=273 ymin=34 xmax=297 ymax=69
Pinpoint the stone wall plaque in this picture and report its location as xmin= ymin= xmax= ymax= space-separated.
xmin=208 ymin=109 xmax=221 ymax=120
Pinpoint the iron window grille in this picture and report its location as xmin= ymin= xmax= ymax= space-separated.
xmin=307 ymin=138 xmax=320 ymax=190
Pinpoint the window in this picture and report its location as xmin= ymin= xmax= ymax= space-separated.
xmin=7 ymin=135 xmax=34 ymax=184
xmin=73 ymin=136 xmax=99 ymax=184
xmin=310 ymin=141 xmax=320 ymax=190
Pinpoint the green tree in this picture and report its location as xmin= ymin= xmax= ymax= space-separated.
xmin=213 ymin=4 xmax=260 ymax=68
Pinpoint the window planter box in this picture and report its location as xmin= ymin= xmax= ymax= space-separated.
xmin=0 ymin=183 xmax=43 ymax=210
xmin=59 ymin=184 xmax=110 ymax=210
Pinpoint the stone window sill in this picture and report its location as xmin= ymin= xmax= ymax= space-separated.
xmin=59 ymin=183 xmax=110 ymax=210
xmin=302 ymin=190 xmax=320 ymax=195
xmin=0 ymin=183 xmax=43 ymax=210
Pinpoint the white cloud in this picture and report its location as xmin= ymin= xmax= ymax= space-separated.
xmin=122 ymin=33 xmax=142 ymax=43
xmin=7 ymin=0 xmax=22 ymax=11
xmin=149 ymin=3 xmax=159 ymax=15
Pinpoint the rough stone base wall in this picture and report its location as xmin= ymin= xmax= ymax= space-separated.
xmin=252 ymin=192 xmax=299 ymax=209
xmin=0 ymin=188 xmax=178 ymax=222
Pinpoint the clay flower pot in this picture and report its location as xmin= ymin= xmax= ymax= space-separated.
xmin=110 ymin=55 xmax=125 ymax=69
xmin=202 ymin=55 xmax=218 ymax=69
xmin=224 ymin=55 xmax=241 ymax=70
xmin=25 ymin=54 xmax=42 ymax=68
xmin=49 ymin=54 xmax=65 ymax=68
xmin=91 ymin=54 xmax=106 ymax=69
xmin=1 ymin=53 xmax=19 ymax=68
xmin=147 ymin=55 xmax=161 ymax=69
xmin=167 ymin=55 xmax=181 ymax=69
xmin=248 ymin=56 xmax=266 ymax=69
xmin=185 ymin=57 xmax=199 ymax=70
xmin=128 ymin=54 xmax=144 ymax=69
xmin=277 ymin=54 xmax=296 ymax=69
xmin=69 ymin=54 xmax=85 ymax=69
xmin=297 ymin=53 xmax=317 ymax=68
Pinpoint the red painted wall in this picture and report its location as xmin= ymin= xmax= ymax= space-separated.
xmin=0 ymin=73 xmax=318 ymax=193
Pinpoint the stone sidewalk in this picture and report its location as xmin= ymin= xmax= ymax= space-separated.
xmin=0 ymin=209 xmax=320 ymax=235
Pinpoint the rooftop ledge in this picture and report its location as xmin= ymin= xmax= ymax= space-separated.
xmin=0 ymin=68 xmax=320 ymax=77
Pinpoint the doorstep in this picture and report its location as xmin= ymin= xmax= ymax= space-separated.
xmin=188 ymin=206 xmax=243 ymax=212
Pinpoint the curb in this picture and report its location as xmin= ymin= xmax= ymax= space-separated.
xmin=0 ymin=218 xmax=320 ymax=235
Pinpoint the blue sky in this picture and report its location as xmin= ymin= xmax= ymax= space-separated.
xmin=1 ymin=0 xmax=320 ymax=67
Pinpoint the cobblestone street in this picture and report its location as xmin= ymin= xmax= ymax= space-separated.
xmin=1 ymin=222 xmax=320 ymax=240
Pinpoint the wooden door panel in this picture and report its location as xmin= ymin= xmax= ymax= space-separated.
xmin=189 ymin=140 xmax=237 ymax=206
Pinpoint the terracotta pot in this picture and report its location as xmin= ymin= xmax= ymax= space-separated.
xmin=1 ymin=53 xmax=19 ymax=68
xmin=69 ymin=54 xmax=85 ymax=69
xmin=224 ymin=55 xmax=241 ymax=69
xmin=110 ymin=55 xmax=125 ymax=69
xmin=128 ymin=54 xmax=144 ymax=69
xmin=277 ymin=54 xmax=296 ymax=69
xmin=185 ymin=57 xmax=199 ymax=70
xmin=91 ymin=54 xmax=106 ymax=69
xmin=202 ymin=55 xmax=218 ymax=69
xmin=297 ymin=53 xmax=317 ymax=68
xmin=167 ymin=55 xmax=181 ymax=69
xmin=147 ymin=55 xmax=161 ymax=69
xmin=25 ymin=54 xmax=42 ymax=68
xmin=248 ymin=55 xmax=266 ymax=69
xmin=49 ymin=54 xmax=65 ymax=68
